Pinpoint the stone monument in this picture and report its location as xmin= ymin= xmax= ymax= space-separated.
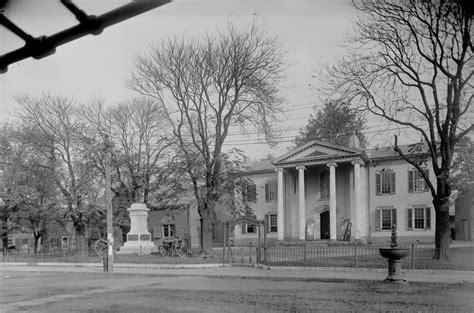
xmin=117 ymin=202 xmax=156 ymax=254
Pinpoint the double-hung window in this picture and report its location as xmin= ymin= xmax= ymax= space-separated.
xmin=408 ymin=168 xmax=429 ymax=193
xmin=265 ymin=213 xmax=278 ymax=233
xmin=407 ymin=206 xmax=431 ymax=230
xmin=376 ymin=170 xmax=396 ymax=195
xmin=241 ymin=223 xmax=256 ymax=234
xmin=375 ymin=207 xmax=397 ymax=231
xmin=265 ymin=181 xmax=277 ymax=202
xmin=163 ymin=224 xmax=176 ymax=238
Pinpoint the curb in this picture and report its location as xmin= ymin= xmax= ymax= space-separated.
xmin=0 ymin=262 xmax=226 ymax=269
xmin=2 ymin=262 xmax=473 ymax=275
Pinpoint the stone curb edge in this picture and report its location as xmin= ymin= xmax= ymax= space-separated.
xmin=1 ymin=262 xmax=473 ymax=275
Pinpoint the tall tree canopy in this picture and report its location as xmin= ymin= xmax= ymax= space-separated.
xmin=295 ymin=101 xmax=367 ymax=148
xmin=16 ymin=94 xmax=103 ymax=255
xmin=321 ymin=0 xmax=473 ymax=259
xmin=83 ymin=97 xmax=175 ymax=205
xmin=129 ymin=22 xmax=287 ymax=253
xmin=0 ymin=124 xmax=60 ymax=255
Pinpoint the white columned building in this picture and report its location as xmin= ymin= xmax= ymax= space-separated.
xmin=276 ymin=168 xmax=285 ymax=241
xmin=296 ymin=166 xmax=306 ymax=240
xmin=263 ymin=139 xmax=370 ymax=243
xmin=327 ymin=162 xmax=338 ymax=241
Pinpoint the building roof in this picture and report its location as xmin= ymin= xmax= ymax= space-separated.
xmin=367 ymin=144 xmax=430 ymax=160
xmin=244 ymin=160 xmax=274 ymax=171
xmin=241 ymin=142 xmax=431 ymax=175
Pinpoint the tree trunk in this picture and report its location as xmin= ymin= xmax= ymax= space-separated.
xmin=33 ymin=233 xmax=41 ymax=255
xmin=433 ymin=198 xmax=451 ymax=260
xmin=200 ymin=209 xmax=214 ymax=255
xmin=76 ymin=233 xmax=88 ymax=257
xmin=2 ymin=232 xmax=8 ymax=259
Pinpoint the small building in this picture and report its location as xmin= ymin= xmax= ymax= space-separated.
xmin=147 ymin=205 xmax=196 ymax=246
xmin=44 ymin=219 xmax=77 ymax=253
xmin=455 ymin=185 xmax=474 ymax=241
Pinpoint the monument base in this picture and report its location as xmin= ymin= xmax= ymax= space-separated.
xmin=117 ymin=203 xmax=157 ymax=255
xmin=117 ymin=240 xmax=157 ymax=255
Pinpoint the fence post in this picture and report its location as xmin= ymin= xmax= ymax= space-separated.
xmin=139 ymin=245 xmax=142 ymax=264
xmin=411 ymin=242 xmax=415 ymax=270
xmin=222 ymin=223 xmax=226 ymax=265
xmin=354 ymin=243 xmax=358 ymax=268
xmin=172 ymin=241 xmax=175 ymax=264
xmin=303 ymin=242 xmax=307 ymax=267
xmin=240 ymin=247 xmax=244 ymax=263
xmin=256 ymin=247 xmax=260 ymax=266
xmin=249 ymin=242 xmax=252 ymax=264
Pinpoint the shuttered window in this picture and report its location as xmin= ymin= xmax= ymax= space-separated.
xmin=264 ymin=214 xmax=278 ymax=233
xmin=375 ymin=207 xmax=396 ymax=231
xmin=407 ymin=207 xmax=431 ymax=230
xmin=241 ymin=222 xmax=256 ymax=234
xmin=408 ymin=169 xmax=429 ymax=193
xmin=376 ymin=170 xmax=396 ymax=195
xmin=265 ymin=181 xmax=277 ymax=202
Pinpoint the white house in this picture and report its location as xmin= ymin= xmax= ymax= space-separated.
xmin=234 ymin=138 xmax=436 ymax=245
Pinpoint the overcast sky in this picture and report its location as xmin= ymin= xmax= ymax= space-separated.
xmin=1 ymin=0 xmax=397 ymax=160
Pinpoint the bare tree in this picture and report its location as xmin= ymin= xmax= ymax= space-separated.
xmin=83 ymin=98 xmax=175 ymax=218
xmin=0 ymin=123 xmax=60 ymax=255
xmin=128 ymin=22 xmax=287 ymax=253
xmin=16 ymin=94 xmax=102 ymax=256
xmin=321 ymin=0 xmax=473 ymax=259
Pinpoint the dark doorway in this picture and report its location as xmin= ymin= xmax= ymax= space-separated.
xmin=320 ymin=211 xmax=330 ymax=239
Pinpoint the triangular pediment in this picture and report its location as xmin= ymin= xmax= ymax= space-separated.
xmin=273 ymin=140 xmax=361 ymax=166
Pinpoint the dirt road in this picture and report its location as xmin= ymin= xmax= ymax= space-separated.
xmin=1 ymin=271 xmax=473 ymax=312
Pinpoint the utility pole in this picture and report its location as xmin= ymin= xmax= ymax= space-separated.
xmin=104 ymin=135 xmax=114 ymax=273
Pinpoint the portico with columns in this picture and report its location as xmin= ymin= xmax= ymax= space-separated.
xmin=271 ymin=140 xmax=369 ymax=242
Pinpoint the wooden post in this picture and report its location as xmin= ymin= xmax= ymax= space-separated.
xmin=354 ymin=243 xmax=358 ymax=268
xmin=249 ymin=242 xmax=252 ymax=263
xmin=227 ymin=222 xmax=233 ymax=263
xmin=222 ymin=223 xmax=226 ymax=264
xmin=105 ymin=136 xmax=114 ymax=273
xmin=263 ymin=220 xmax=267 ymax=262
xmin=257 ymin=223 xmax=262 ymax=265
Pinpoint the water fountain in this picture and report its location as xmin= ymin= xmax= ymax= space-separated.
xmin=379 ymin=224 xmax=410 ymax=282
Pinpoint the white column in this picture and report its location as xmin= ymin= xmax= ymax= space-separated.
xmin=361 ymin=163 xmax=368 ymax=239
xmin=327 ymin=163 xmax=337 ymax=241
xmin=276 ymin=168 xmax=284 ymax=241
xmin=296 ymin=166 xmax=306 ymax=240
xmin=352 ymin=160 xmax=362 ymax=241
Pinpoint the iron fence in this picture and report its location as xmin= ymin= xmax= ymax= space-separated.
xmin=262 ymin=243 xmax=474 ymax=271
xmin=3 ymin=242 xmax=473 ymax=271
xmin=1 ymin=244 xmax=204 ymax=264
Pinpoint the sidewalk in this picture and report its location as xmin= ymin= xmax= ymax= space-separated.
xmin=1 ymin=262 xmax=473 ymax=284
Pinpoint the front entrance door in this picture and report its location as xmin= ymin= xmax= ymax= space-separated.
xmin=320 ymin=211 xmax=330 ymax=239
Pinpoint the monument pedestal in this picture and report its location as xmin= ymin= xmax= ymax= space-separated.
xmin=117 ymin=203 xmax=156 ymax=254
